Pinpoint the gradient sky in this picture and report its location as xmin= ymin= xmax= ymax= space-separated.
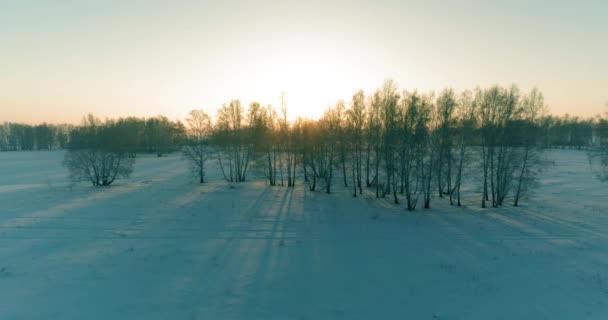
xmin=1 ymin=0 xmax=607 ymax=124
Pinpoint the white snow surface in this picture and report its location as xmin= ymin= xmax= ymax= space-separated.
xmin=0 ymin=150 xmax=607 ymax=319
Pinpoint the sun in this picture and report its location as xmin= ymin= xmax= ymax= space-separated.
xmin=249 ymin=36 xmax=363 ymax=120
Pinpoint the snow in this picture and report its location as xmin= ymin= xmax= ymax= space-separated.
xmin=0 ymin=150 xmax=607 ymax=319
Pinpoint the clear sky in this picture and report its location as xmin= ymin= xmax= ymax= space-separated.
xmin=1 ymin=0 xmax=607 ymax=124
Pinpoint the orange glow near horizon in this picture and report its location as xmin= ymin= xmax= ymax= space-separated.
xmin=1 ymin=1 xmax=606 ymax=124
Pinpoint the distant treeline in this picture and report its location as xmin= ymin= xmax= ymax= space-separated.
xmin=2 ymin=105 xmax=607 ymax=154
xmin=539 ymin=115 xmax=608 ymax=148
xmin=66 ymin=115 xmax=185 ymax=157
xmin=0 ymin=115 xmax=186 ymax=154
xmin=0 ymin=123 xmax=71 ymax=151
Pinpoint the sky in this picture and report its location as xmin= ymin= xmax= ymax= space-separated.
xmin=0 ymin=0 xmax=607 ymax=124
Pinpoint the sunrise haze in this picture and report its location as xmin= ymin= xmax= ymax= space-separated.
xmin=1 ymin=0 xmax=606 ymax=124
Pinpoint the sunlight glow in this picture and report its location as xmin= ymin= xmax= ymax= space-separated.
xmin=244 ymin=35 xmax=365 ymax=120
xmin=1 ymin=1 xmax=606 ymax=123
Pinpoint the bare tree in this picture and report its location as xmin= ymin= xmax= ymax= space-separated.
xmin=435 ymin=89 xmax=457 ymax=197
xmin=247 ymin=103 xmax=278 ymax=186
xmin=183 ymin=110 xmax=213 ymax=183
xmin=513 ymin=88 xmax=546 ymax=206
xmin=319 ymin=104 xmax=343 ymax=193
xmin=215 ymin=100 xmax=251 ymax=182
xmin=300 ymin=119 xmax=319 ymax=191
xmin=347 ymin=90 xmax=366 ymax=197
xmin=478 ymin=85 xmax=522 ymax=207
xmin=63 ymin=115 xmax=134 ymax=187
xmin=449 ymin=90 xmax=476 ymax=206
xmin=301 ymin=116 xmax=333 ymax=193
xmin=399 ymin=91 xmax=425 ymax=210
xmin=279 ymin=94 xmax=298 ymax=187
xmin=366 ymin=91 xmax=383 ymax=193
xmin=64 ymin=150 xmax=134 ymax=186
xmin=419 ymin=93 xmax=437 ymax=209
xmin=333 ymin=101 xmax=349 ymax=189
xmin=379 ymin=80 xmax=401 ymax=203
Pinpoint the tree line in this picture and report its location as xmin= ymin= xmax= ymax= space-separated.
xmin=2 ymin=103 xmax=605 ymax=154
xmin=175 ymin=83 xmax=606 ymax=210
xmin=0 ymin=123 xmax=71 ymax=151
xmin=66 ymin=115 xmax=186 ymax=158
xmin=6 ymin=82 xmax=608 ymax=209
xmin=0 ymin=115 xmax=186 ymax=154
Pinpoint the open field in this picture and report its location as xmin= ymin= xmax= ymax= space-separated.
xmin=0 ymin=150 xmax=607 ymax=319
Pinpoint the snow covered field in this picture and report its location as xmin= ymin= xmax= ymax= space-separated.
xmin=0 ymin=150 xmax=607 ymax=319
